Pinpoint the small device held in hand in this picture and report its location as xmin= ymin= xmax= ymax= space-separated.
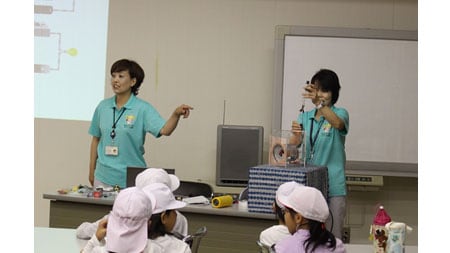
xmin=300 ymin=81 xmax=309 ymax=113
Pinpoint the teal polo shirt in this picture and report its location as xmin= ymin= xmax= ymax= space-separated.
xmin=298 ymin=105 xmax=349 ymax=197
xmin=89 ymin=95 xmax=166 ymax=188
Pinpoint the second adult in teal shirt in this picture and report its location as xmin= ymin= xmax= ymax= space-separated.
xmin=298 ymin=105 xmax=349 ymax=197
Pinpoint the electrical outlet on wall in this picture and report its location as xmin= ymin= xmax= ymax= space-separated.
xmin=342 ymin=227 xmax=350 ymax=243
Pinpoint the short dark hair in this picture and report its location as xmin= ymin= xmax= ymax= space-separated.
xmin=110 ymin=59 xmax=145 ymax=96
xmin=311 ymin=69 xmax=341 ymax=105
xmin=147 ymin=210 xmax=174 ymax=239
xmin=274 ymin=202 xmax=285 ymax=223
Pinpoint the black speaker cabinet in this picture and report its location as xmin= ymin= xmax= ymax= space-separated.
xmin=216 ymin=125 xmax=264 ymax=186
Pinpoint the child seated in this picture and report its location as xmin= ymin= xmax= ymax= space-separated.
xmin=274 ymin=184 xmax=346 ymax=253
xmin=141 ymin=183 xmax=192 ymax=253
xmin=81 ymin=186 xmax=163 ymax=253
xmin=259 ymin=181 xmax=300 ymax=248
xmin=76 ymin=168 xmax=188 ymax=239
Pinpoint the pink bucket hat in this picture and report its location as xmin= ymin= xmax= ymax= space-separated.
xmin=277 ymin=184 xmax=329 ymax=223
xmin=106 ymin=187 xmax=153 ymax=253
xmin=135 ymin=168 xmax=180 ymax=191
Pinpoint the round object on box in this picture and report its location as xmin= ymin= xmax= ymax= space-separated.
xmin=272 ymin=144 xmax=285 ymax=162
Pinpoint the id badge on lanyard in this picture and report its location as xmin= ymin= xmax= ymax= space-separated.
xmin=105 ymin=107 xmax=125 ymax=156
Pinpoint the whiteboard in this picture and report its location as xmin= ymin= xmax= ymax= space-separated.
xmin=274 ymin=28 xmax=417 ymax=163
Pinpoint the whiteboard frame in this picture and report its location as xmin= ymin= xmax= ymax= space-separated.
xmin=271 ymin=25 xmax=417 ymax=177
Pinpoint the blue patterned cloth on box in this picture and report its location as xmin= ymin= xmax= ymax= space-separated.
xmin=248 ymin=164 xmax=328 ymax=214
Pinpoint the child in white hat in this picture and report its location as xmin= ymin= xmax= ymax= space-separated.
xmin=135 ymin=168 xmax=180 ymax=191
xmin=141 ymin=183 xmax=192 ymax=253
xmin=76 ymin=168 xmax=188 ymax=239
xmin=135 ymin=168 xmax=188 ymax=237
xmin=259 ymin=181 xmax=300 ymax=248
xmin=81 ymin=187 xmax=163 ymax=253
xmin=274 ymin=184 xmax=346 ymax=253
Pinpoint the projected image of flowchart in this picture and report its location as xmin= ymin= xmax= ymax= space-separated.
xmin=34 ymin=0 xmax=109 ymax=121
xmin=34 ymin=0 xmax=78 ymax=73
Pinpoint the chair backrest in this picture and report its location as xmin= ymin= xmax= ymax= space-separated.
xmin=126 ymin=167 xmax=175 ymax=187
xmin=238 ymin=186 xmax=249 ymax=201
xmin=183 ymin=226 xmax=207 ymax=253
xmin=257 ymin=240 xmax=275 ymax=253
xmin=173 ymin=181 xmax=214 ymax=199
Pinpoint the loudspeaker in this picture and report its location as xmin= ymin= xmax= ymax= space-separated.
xmin=268 ymin=129 xmax=304 ymax=166
xmin=216 ymin=125 xmax=264 ymax=187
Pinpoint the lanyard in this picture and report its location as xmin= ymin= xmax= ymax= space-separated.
xmin=110 ymin=107 xmax=126 ymax=140
xmin=309 ymin=117 xmax=324 ymax=160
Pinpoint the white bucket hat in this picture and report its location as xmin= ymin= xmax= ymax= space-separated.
xmin=277 ymin=184 xmax=329 ymax=223
xmin=135 ymin=168 xmax=180 ymax=191
xmin=106 ymin=187 xmax=153 ymax=253
xmin=275 ymin=181 xmax=303 ymax=207
xmin=142 ymin=183 xmax=186 ymax=214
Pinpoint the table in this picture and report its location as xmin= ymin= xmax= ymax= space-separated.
xmin=34 ymin=227 xmax=418 ymax=253
xmin=34 ymin=227 xmax=86 ymax=252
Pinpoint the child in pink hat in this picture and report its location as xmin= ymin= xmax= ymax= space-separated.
xmin=274 ymin=184 xmax=346 ymax=253
xmin=141 ymin=183 xmax=191 ymax=253
xmin=81 ymin=187 xmax=163 ymax=253
xmin=76 ymin=168 xmax=188 ymax=239
xmin=259 ymin=181 xmax=300 ymax=248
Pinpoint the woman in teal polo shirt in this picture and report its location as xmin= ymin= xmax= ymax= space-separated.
xmin=88 ymin=59 xmax=193 ymax=189
xmin=291 ymin=69 xmax=349 ymax=240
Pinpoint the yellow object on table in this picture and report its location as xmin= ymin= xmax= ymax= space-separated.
xmin=211 ymin=195 xmax=233 ymax=208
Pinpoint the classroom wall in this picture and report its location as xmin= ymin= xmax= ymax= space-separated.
xmin=35 ymin=0 xmax=418 ymax=244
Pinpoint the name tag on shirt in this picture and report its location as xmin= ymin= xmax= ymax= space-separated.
xmin=105 ymin=145 xmax=118 ymax=156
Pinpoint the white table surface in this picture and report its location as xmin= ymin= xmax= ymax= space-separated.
xmin=34 ymin=227 xmax=86 ymax=252
xmin=34 ymin=226 xmax=418 ymax=253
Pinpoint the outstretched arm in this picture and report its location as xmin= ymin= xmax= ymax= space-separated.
xmin=303 ymin=84 xmax=345 ymax=130
xmin=317 ymin=106 xmax=345 ymax=130
xmin=160 ymin=104 xmax=193 ymax=136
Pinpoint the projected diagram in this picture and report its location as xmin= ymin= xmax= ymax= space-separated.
xmin=34 ymin=0 xmax=109 ymax=120
xmin=34 ymin=1 xmax=78 ymax=73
